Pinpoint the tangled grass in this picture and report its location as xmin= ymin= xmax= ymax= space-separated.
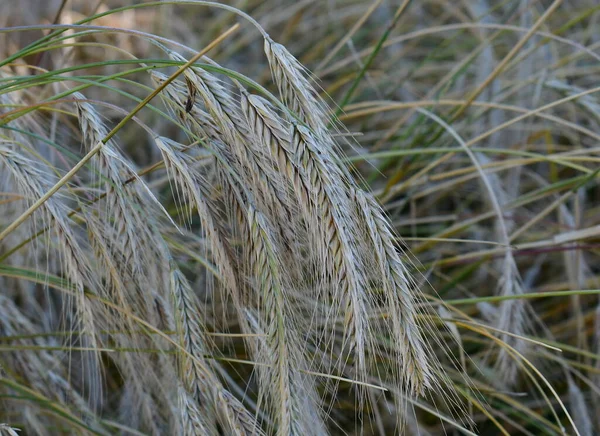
xmin=0 ymin=1 xmax=599 ymax=435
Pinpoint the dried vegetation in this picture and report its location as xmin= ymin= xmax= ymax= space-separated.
xmin=0 ymin=1 xmax=599 ymax=435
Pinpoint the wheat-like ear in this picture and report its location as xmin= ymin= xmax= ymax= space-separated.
xmin=154 ymin=134 xmax=260 ymax=368
xmin=88 ymin=212 xmax=183 ymax=433
xmin=169 ymin=262 xmax=262 ymax=435
xmin=243 ymin=204 xmax=298 ymax=435
xmin=154 ymin=136 xmax=241 ymax=299
xmin=290 ymin=125 xmax=373 ymax=378
xmin=353 ymin=189 xmax=432 ymax=395
xmin=178 ymin=386 xmax=213 ymax=436
xmin=263 ymin=38 xmax=330 ymax=135
xmin=169 ymin=265 xmax=218 ymax=427
xmin=74 ymin=93 xmax=193 ymax=430
xmin=75 ymin=94 xmax=146 ymax=266
xmin=153 ymin=135 xmax=261 ymax=348
xmin=240 ymin=92 xmax=370 ymax=390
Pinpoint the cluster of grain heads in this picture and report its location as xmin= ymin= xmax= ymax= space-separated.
xmin=0 ymin=142 xmax=102 ymax=406
xmin=0 ymin=11 xmax=454 ymax=435
xmin=2 ymin=1 xmax=598 ymax=434
xmin=148 ymin=29 xmax=448 ymax=433
xmin=262 ymin=37 xmax=438 ymax=395
xmin=0 ymin=91 xmax=109 ymax=432
xmin=68 ymin=95 xmax=184 ymax=433
xmin=74 ymin=94 xmax=264 ymax=434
